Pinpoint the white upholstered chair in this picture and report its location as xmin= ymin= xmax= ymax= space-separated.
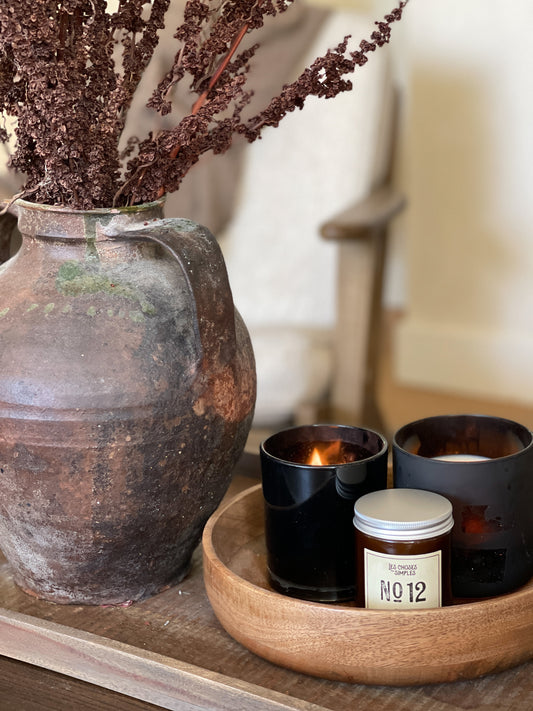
xmin=218 ymin=10 xmax=405 ymax=432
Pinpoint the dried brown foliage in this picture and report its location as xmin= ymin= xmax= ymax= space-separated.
xmin=0 ymin=0 xmax=408 ymax=209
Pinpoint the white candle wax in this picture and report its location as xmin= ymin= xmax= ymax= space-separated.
xmin=433 ymin=454 xmax=489 ymax=462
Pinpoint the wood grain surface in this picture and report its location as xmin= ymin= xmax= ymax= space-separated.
xmin=1 ymin=453 xmax=532 ymax=710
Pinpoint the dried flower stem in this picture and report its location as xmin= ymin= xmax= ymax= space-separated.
xmin=190 ymin=22 xmax=251 ymax=118
xmin=155 ymin=18 xmax=252 ymax=198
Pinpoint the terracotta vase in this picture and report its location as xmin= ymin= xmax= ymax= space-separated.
xmin=0 ymin=199 xmax=256 ymax=605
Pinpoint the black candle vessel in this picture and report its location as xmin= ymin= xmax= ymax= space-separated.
xmin=393 ymin=414 xmax=533 ymax=598
xmin=261 ymin=424 xmax=388 ymax=603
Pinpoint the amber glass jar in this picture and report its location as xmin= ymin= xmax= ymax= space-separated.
xmin=354 ymin=489 xmax=453 ymax=609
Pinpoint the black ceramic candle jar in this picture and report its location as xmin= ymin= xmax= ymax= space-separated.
xmin=261 ymin=424 xmax=388 ymax=602
xmin=393 ymin=414 xmax=533 ymax=598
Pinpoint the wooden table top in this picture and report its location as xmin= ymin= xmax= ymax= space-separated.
xmin=1 ymin=452 xmax=532 ymax=711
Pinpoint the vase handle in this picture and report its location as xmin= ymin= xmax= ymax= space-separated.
xmin=122 ymin=217 xmax=237 ymax=368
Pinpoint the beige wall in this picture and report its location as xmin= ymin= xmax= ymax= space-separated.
xmin=387 ymin=0 xmax=533 ymax=404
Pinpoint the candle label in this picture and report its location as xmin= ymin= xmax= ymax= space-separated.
xmin=363 ymin=549 xmax=442 ymax=609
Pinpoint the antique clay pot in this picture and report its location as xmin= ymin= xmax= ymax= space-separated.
xmin=0 ymin=199 xmax=256 ymax=604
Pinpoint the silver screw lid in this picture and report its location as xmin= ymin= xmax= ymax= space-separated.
xmin=354 ymin=488 xmax=454 ymax=541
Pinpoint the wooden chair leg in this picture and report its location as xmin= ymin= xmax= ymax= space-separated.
xmin=329 ymin=227 xmax=388 ymax=435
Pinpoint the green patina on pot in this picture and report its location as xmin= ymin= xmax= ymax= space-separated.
xmin=56 ymin=259 xmax=157 ymax=316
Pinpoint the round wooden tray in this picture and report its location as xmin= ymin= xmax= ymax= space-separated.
xmin=202 ymin=484 xmax=533 ymax=686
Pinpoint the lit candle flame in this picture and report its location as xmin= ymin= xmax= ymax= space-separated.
xmin=307 ymin=440 xmax=342 ymax=466
xmin=309 ymin=448 xmax=324 ymax=466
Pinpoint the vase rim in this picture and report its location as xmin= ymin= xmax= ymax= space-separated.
xmin=13 ymin=197 xmax=165 ymax=216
